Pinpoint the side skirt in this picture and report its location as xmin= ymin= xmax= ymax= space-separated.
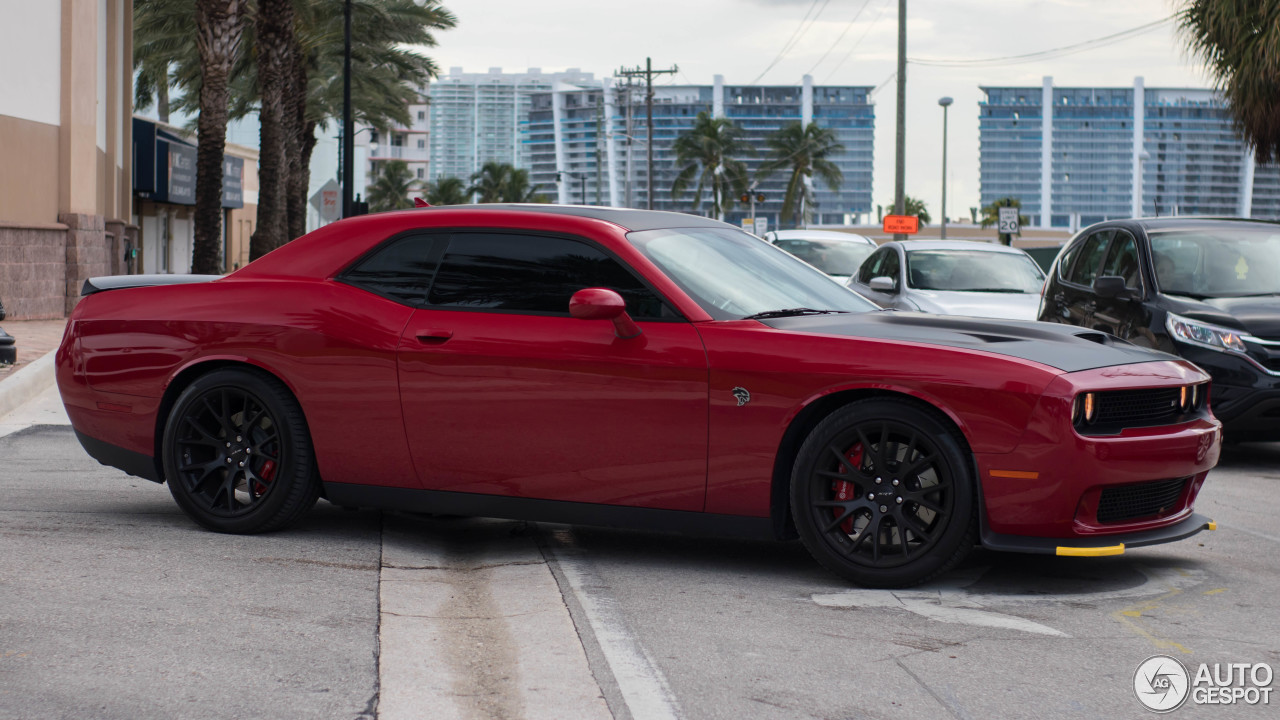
xmin=323 ymin=482 xmax=776 ymax=540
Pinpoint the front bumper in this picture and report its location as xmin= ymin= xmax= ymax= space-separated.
xmin=976 ymin=360 xmax=1221 ymax=541
xmin=1178 ymin=344 xmax=1280 ymax=441
xmin=982 ymin=512 xmax=1216 ymax=555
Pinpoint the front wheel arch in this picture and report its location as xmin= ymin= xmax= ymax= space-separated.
xmin=769 ymin=389 xmax=975 ymax=542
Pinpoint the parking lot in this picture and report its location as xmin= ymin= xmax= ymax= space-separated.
xmin=1 ymin=395 xmax=1277 ymax=719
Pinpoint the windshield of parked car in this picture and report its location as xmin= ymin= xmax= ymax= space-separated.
xmin=1150 ymin=228 xmax=1280 ymax=298
xmin=626 ymin=227 xmax=879 ymax=320
xmin=774 ymin=239 xmax=876 ymax=276
xmin=905 ymin=249 xmax=1045 ymax=293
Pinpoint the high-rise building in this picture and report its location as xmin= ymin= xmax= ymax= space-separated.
xmin=426 ymin=67 xmax=597 ymax=184
xmin=526 ymin=75 xmax=875 ymax=226
xmin=979 ymin=77 xmax=1280 ymax=228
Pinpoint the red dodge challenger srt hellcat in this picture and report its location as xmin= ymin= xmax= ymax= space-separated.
xmin=56 ymin=205 xmax=1221 ymax=587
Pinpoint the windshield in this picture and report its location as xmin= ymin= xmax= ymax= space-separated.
xmin=1150 ymin=228 xmax=1280 ymax=298
xmin=905 ymin=249 xmax=1045 ymax=293
xmin=774 ymin=238 xmax=875 ymax=276
xmin=627 ymin=227 xmax=879 ymax=319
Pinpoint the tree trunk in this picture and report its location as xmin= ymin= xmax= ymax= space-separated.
xmin=249 ymin=0 xmax=294 ymax=261
xmin=295 ymin=120 xmax=318 ymax=238
xmin=157 ymin=63 xmax=170 ymax=124
xmin=192 ymin=0 xmax=247 ymax=275
xmin=285 ymin=43 xmax=308 ymax=242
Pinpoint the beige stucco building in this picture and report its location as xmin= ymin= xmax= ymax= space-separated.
xmin=0 ymin=0 xmax=134 ymax=319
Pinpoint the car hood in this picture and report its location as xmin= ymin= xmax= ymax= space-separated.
xmin=905 ymin=289 xmax=1042 ymax=321
xmin=760 ymin=311 xmax=1177 ymax=373
xmin=1165 ymin=294 xmax=1280 ymax=340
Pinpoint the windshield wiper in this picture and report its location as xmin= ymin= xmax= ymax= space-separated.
xmin=742 ymin=307 xmax=850 ymax=320
xmin=962 ymin=288 xmax=1027 ymax=293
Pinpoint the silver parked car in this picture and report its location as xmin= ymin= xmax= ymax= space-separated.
xmin=764 ymin=229 xmax=878 ymax=284
xmin=848 ymin=240 xmax=1046 ymax=320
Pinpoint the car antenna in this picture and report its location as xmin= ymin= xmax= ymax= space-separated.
xmin=414 ymin=197 xmax=431 ymax=208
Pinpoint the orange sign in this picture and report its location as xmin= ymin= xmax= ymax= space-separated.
xmin=883 ymin=214 xmax=920 ymax=234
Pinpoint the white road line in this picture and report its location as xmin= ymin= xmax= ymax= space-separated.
xmin=543 ymin=530 xmax=682 ymax=720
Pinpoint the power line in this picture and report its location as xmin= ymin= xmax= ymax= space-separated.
xmin=823 ymin=0 xmax=893 ymax=82
xmin=908 ymin=14 xmax=1175 ymax=67
xmin=807 ymin=0 xmax=875 ymax=77
xmin=749 ymin=0 xmax=833 ymax=85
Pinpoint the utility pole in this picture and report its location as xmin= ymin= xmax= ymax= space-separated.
xmin=342 ymin=0 xmax=354 ymax=218
xmin=595 ymin=99 xmax=604 ymax=205
xmin=893 ymin=0 xmax=907 ymax=240
xmin=616 ymin=58 xmax=678 ymax=210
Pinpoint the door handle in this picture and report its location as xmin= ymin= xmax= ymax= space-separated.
xmin=415 ymin=329 xmax=453 ymax=344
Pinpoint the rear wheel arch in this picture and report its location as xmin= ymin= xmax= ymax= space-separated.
xmin=154 ymin=360 xmax=307 ymax=480
xmin=770 ymin=388 xmax=976 ymax=542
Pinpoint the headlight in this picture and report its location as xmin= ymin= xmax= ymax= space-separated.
xmin=1165 ymin=312 xmax=1248 ymax=354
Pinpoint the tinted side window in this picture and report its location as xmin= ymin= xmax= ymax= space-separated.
xmin=428 ymin=232 xmax=669 ymax=318
xmin=1067 ymin=230 xmax=1112 ymax=286
xmin=1101 ymin=231 xmax=1142 ymax=290
xmin=857 ymin=249 xmax=889 ymax=283
xmin=341 ymin=233 xmax=443 ymax=306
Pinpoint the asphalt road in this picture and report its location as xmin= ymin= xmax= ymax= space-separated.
xmin=2 ymin=416 xmax=1277 ymax=719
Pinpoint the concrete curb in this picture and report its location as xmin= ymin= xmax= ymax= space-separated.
xmin=0 ymin=350 xmax=57 ymax=418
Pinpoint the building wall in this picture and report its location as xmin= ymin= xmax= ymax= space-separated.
xmin=527 ymin=77 xmax=875 ymax=226
xmin=980 ymin=77 xmax=1279 ymax=228
xmin=427 ymin=67 xmax=596 ymax=184
xmin=0 ymin=0 xmax=132 ymax=318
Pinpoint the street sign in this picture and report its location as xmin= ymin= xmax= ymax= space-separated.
xmin=754 ymin=216 xmax=768 ymax=235
xmin=883 ymin=214 xmax=919 ymax=234
xmin=310 ymin=179 xmax=341 ymax=222
xmin=998 ymin=207 xmax=1021 ymax=235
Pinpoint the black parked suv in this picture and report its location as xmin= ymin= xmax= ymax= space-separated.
xmin=1039 ymin=217 xmax=1280 ymax=441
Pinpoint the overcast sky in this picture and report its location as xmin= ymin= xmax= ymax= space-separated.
xmin=426 ymin=0 xmax=1212 ymax=221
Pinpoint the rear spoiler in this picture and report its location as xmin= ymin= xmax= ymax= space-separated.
xmin=81 ymin=274 xmax=222 ymax=297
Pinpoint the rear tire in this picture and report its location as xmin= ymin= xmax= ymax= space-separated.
xmin=791 ymin=398 xmax=976 ymax=587
xmin=162 ymin=368 xmax=320 ymax=533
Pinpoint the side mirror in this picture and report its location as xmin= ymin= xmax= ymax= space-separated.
xmin=569 ymin=288 xmax=642 ymax=339
xmin=869 ymin=276 xmax=897 ymax=293
xmin=1093 ymin=275 xmax=1132 ymax=300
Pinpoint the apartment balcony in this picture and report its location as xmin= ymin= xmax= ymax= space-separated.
xmin=371 ymin=146 xmax=429 ymax=162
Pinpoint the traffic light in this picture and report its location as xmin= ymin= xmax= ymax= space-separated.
xmin=756 ymin=193 xmax=765 ymax=203
xmin=740 ymin=194 xmax=749 ymax=203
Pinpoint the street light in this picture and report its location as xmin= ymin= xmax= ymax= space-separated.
xmin=938 ymin=96 xmax=953 ymax=239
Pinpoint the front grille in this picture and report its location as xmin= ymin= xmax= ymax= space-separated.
xmin=1097 ymin=477 xmax=1188 ymax=524
xmin=1094 ymin=388 xmax=1182 ymax=427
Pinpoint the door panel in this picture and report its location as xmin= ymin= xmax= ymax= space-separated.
xmin=398 ymin=311 xmax=709 ymax=510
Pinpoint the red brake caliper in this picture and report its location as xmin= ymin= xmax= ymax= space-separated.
xmin=254 ymin=460 xmax=276 ymax=495
xmin=832 ymin=443 xmax=863 ymax=534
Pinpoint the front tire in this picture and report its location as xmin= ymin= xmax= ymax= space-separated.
xmin=162 ymin=368 xmax=320 ymax=533
xmin=791 ymin=398 xmax=976 ymax=587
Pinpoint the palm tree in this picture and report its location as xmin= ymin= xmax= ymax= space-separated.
xmin=758 ymin=122 xmax=844 ymax=228
xmin=1178 ymin=2 xmax=1280 ymax=162
xmin=979 ymin=197 xmax=1030 ymax=246
xmin=191 ymin=0 xmax=249 ymax=275
xmin=671 ymin=112 xmax=750 ymax=220
xmin=885 ymin=195 xmax=931 ymax=225
xmin=424 ymin=177 xmax=469 ymax=206
xmin=134 ymin=0 xmax=456 ymax=261
xmin=504 ymin=168 xmax=547 ymax=203
xmin=366 ymin=161 xmax=418 ymax=212
xmin=467 ymin=162 xmax=545 ymax=203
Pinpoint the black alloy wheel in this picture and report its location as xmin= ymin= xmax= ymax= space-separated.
xmin=792 ymin=398 xmax=976 ymax=587
xmin=163 ymin=368 xmax=319 ymax=533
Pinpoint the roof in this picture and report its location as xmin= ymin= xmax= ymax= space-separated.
xmin=414 ymin=204 xmax=735 ymax=232
xmin=1134 ymin=216 xmax=1280 ymax=232
xmin=769 ymin=229 xmax=876 ymax=244
xmin=887 ymin=239 xmax=1030 ymax=254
